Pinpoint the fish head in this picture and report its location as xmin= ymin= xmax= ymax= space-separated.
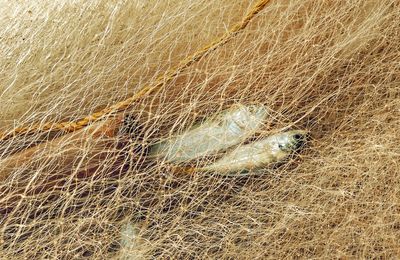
xmin=275 ymin=130 xmax=308 ymax=152
xmin=224 ymin=104 xmax=268 ymax=134
xmin=247 ymin=104 xmax=268 ymax=117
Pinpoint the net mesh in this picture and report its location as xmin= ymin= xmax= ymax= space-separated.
xmin=1 ymin=0 xmax=400 ymax=258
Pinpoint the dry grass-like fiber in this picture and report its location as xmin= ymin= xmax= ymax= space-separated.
xmin=1 ymin=0 xmax=400 ymax=259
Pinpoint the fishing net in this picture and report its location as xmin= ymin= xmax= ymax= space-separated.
xmin=1 ymin=0 xmax=400 ymax=258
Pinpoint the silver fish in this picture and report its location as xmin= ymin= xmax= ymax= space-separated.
xmin=200 ymin=130 xmax=307 ymax=175
xmin=119 ymin=222 xmax=144 ymax=260
xmin=149 ymin=104 xmax=268 ymax=163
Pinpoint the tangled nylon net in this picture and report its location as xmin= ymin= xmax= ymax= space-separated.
xmin=1 ymin=0 xmax=400 ymax=258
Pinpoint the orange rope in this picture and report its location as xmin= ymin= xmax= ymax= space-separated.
xmin=0 ymin=0 xmax=271 ymax=142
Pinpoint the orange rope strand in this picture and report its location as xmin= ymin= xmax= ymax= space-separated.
xmin=0 ymin=0 xmax=271 ymax=142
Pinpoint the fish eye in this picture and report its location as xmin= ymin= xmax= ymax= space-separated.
xmin=293 ymin=134 xmax=303 ymax=141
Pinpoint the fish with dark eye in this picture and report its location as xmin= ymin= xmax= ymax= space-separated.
xmin=149 ymin=104 xmax=268 ymax=163
xmin=200 ymin=130 xmax=307 ymax=175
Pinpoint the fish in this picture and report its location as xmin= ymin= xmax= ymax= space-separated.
xmin=149 ymin=104 xmax=268 ymax=163
xmin=119 ymin=222 xmax=144 ymax=260
xmin=199 ymin=130 xmax=307 ymax=175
